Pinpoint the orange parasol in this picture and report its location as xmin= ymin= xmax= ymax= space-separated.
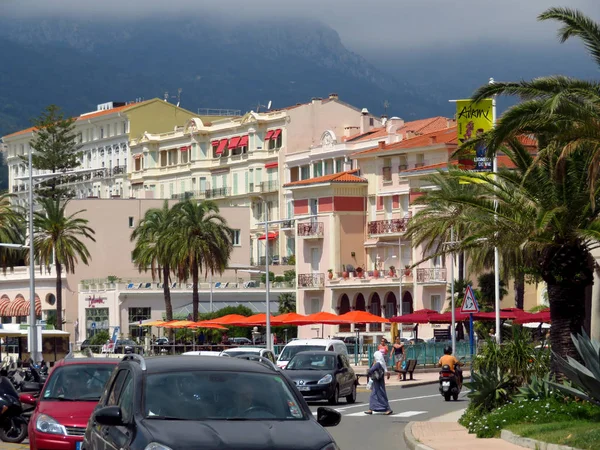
xmin=337 ymin=310 xmax=389 ymax=323
xmin=190 ymin=321 xmax=228 ymax=330
xmin=141 ymin=320 xmax=167 ymax=327
xmin=160 ymin=320 xmax=197 ymax=328
xmin=232 ymin=313 xmax=277 ymax=326
xmin=272 ymin=312 xmax=308 ymax=325
xmin=205 ymin=314 xmax=249 ymax=325
xmin=291 ymin=311 xmax=352 ymax=325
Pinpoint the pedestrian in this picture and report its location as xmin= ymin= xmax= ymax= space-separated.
xmin=198 ymin=331 xmax=205 ymax=346
xmin=378 ymin=338 xmax=389 ymax=366
xmin=364 ymin=351 xmax=393 ymax=415
xmin=392 ymin=337 xmax=405 ymax=380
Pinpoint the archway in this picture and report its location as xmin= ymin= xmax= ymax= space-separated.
xmin=354 ymin=293 xmax=366 ymax=331
xmin=384 ymin=292 xmax=397 ymax=318
xmin=402 ymin=291 xmax=414 ymax=315
xmin=369 ymin=293 xmax=382 ymax=332
xmin=338 ymin=294 xmax=351 ymax=332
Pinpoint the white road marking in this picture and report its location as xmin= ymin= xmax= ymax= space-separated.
xmin=345 ymin=410 xmax=427 ymax=417
xmin=332 ymin=393 xmax=439 ymax=412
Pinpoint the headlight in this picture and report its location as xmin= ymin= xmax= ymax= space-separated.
xmin=36 ymin=414 xmax=67 ymax=435
xmin=318 ymin=374 xmax=333 ymax=385
xmin=144 ymin=444 xmax=173 ymax=450
xmin=320 ymin=443 xmax=340 ymax=450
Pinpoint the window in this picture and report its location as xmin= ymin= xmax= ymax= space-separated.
xmin=123 ymin=121 xmax=127 ymax=134
xmin=118 ymin=375 xmax=134 ymax=423
xmin=416 ymin=153 xmax=425 ymax=167
xmin=107 ymin=370 xmax=129 ymax=406
xmin=232 ymin=229 xmax=241 ymax=246
xmin=100 ymin=127 xmax=104 ymax=139
xmin=181 ymin=148 xmax=189 ymax=164
xmin=431 ymin=295 xmax=442 ymax=312
xmin=134 ymin=157 xmax=142 ymax=171
xmin=335 ymin=159 xmax=343 ymax=173
xmin=369 ymin=117 xmax=374 ymax=126
xmin=160 ymin=151 xmax=167 ymax=167
xmin=128 ymin=217 xmax=134 ymax=228
xmin=287 ymin=237 xmax=295 ymax=256
xmin=313 ymin=162 xmax=322 ymax=178
xmin=300 ymin=166 xmax=310 ymax=180
xmin=128 ymin=307 xmax=151 ymax=340
xmin=233 ymin=173 xmax=238 ymax=195
xmin=85 ymin=307 xmax=109 ymax=339
xmin=310 ymin=298 xmax=321 ymax=314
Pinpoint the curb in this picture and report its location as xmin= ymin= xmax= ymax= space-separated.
xmin=403 ymin=422 xmax=436 ymax=450
xmin=501 ymin=430 xmax=583 ymax=450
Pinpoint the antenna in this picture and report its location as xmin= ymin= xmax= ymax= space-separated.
xmin=267 ymin=100 xmax=272 ymax=110
xmin=176 ymin=88 xmax=182 ymax=107
xmin=383 ymin=100 xmax=390 ymax=115
xmin=164 ymin=91 xmax=169 ymax=102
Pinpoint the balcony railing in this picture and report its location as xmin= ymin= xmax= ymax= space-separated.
xmin=112 ymin=166 xmax=126 ymax=175
xmin=414 ymin=162 xmax=425 ymax=168
xmin=398 ymin=164 xmax=408 ymax=171
xmin=171 ymin=191 xmax=195 ymax=200
xmin=416 ymin=268 xmax=447 ymax=283
xmin=297 ymin=222 xmax=324 ymax=238
xmin=298 ymin=273 xmax=325 ymax=289
xmin=368 ymin=218 xmax=408 ymax=235
xmin=260 ymin=180 xmax=279 ymax=192
xmin=280 ymin=220 xmax=294 ymax=229
xmin=205 ymin=187 xmax=231 ymax=198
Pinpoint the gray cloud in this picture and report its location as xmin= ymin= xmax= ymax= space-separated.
xmin=1 ymin=0 xmax=599 ymax=51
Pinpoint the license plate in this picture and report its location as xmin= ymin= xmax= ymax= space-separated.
xmin=76 ymin=443 xmax=82 ymax=450
xmin=298 ymin=386 xmax=310 ymax=391
xmin=442 ymin=381 xmax=450 ymax=386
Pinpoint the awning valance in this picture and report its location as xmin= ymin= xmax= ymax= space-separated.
xmin=216 ymin=139 xmax=228 ymax=155
xmin=265 ymin=162 xmax=278 ymax=169
xmin=258 ymin=232 xmax=279 ymax=241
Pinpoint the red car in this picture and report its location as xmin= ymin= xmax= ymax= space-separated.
xmin=24 ymin=357 xmax=118 ymax=450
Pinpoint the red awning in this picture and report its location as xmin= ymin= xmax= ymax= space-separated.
xmin=180 ymin=146 xmax=190 ymax=152
xmin=216 ymin=139 xmax=228 ymax=155
xmin=271 ymin=129 xmax=282 ymax=139
xmin=258 ymin=232 xmax=278 ymax=241
xmin=238 ymin=135 xmax=249 ymax=147
xmin=265 ymin=130 xmax=274 ymax=141
xmin=265 ymin=162 xmax=278 ymax=169
xmin=211 ymin=140 xmax=219 ymax=147
xmin=228 ymin=136 xmax=241 ymax=149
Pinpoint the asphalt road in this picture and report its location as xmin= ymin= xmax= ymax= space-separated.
xmin=307 ymin=384 xmax=468 ymax=450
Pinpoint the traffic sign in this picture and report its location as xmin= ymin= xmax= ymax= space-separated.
xmin=461 ymin=285 xmax=480 ymax=313
xmin=91 ymin=322 xmax=96 ymax=329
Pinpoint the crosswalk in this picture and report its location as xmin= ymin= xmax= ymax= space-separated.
xmin=312 ymin=410 xmax=427 ymax=418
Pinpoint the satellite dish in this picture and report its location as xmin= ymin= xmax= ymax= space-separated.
xmin=267 ymin=100 xmax=272 ymax=110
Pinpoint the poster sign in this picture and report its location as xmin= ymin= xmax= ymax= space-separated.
xmin=456 ymin=99 xmax=493 ymax=172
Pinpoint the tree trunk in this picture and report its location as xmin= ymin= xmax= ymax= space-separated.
xmin=458 ymin=252 xmax=465 ymax=282
xmin=55 ymin=256 xmax=62 ymax=331
xmin=192 ymin=261 xmax=199 ymax=322
xmin=162 ymin=265 xmax=174 ymax=341
xmin=514 ymin=271 xmax=525 ymax=310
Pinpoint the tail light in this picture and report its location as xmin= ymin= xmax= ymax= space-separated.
xmin=441 ymin=372 xmax=453 ymax=377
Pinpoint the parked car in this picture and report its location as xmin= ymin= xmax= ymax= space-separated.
xmin=113 ymin=340 xmax=139 ymax=354
xmin=220 ymin=347 xmax=276 ymax=363
xmin=26 ymin=356 xmax=119 ymax=450
xmin=82 ymin=354 xmax=341 ymax=450
xmin=230 ymin=337 xmax=253 ymax=346
xmin=277 ymin=339 xmax=348 ymax=368
xmin=154 ymin=337 xmax=169 ymax=345
xmin=182 ymin=351 xmax=224 ymax=357
xmin=80 ymin=340 xmax=91 ymax=351
xmin=284 ymin=351 xmax=357 ymax=405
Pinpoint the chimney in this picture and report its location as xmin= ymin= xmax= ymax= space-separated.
xmin=447 ymin=118 xmax=456 ymax=128
xmin=360 ymin=108 xmax=370 ymax=134
xmin=406 ymin=131 xmax=415 ymax=139
xmin=329 ymin=93 xmax=339 ymax=100
xmin=344 ymin=126 xmax=359 ymax=138
xmin=386 ymin=116 xmax=405 ymax=134
xmin=378 ymin=140 xmax=386 ymax=149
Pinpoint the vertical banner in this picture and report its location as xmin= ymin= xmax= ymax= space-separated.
xmin=456 ymin=99 xmax=494 ymax=172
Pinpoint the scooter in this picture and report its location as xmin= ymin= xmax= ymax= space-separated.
xmin=0 ymin=377 xmax=27 ymax=443
xmin=438 ymin=364 xmax=462 ymax=402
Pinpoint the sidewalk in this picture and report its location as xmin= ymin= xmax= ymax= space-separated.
xmin=404 ymin=411 xmax=525 ymax=450
xmin=353 ymin=365 xmax=470 ymax=389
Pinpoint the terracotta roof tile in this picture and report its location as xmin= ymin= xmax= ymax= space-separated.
xmin=345 ymin=116 xmax=452 ymax=143
xmin=399 ymin=154 xmax=528 ymax=174
xmin=354 ymin=126 xmax=458 ymax=157
xmin=283 ymin=169 xmax=367 ymax=187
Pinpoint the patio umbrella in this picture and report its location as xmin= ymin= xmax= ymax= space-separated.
xmin=389 ymin=309 xmax=439 ymax=324
xmin=160 ymin=320 xmax=197 ymax=328
xmin=514 ymin=308 xmax=551 ymax=324
xmin=271 ymin=313 xmax=308 ymax=326
xmin=291 ymin=312 xmax=352 ymax=325
xmin=428 ymin=308 xmax=471 ymax=323
xmin=337 ymin=310 xmax=389 ymax=324
xmin=190 ymin=321 xmax=228 ymax=330
xmin=206 ymin=314 xmax=249 ymax=325
xmin=231 ymin=313 xmax=278 ymax=326
xmin=473 ymin=308 xmax=530 ymax=321
xmin=140 ymin=320 xmax=166 ymax=327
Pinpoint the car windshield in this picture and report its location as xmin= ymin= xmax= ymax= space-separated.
xmin=278 ymin=345 xmax=326 ymax=361
xmin=286 ymin=354 xmax=336 ymax=371
xmin=144 ymin=371 xmax=305 ymax=421
xmin=42 ymin=364 xmax=115 ymax=401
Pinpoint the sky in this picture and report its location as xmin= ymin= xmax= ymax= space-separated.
xmin=2 ymin=0 xmax=599 ymax=51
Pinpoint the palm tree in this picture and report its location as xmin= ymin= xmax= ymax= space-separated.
xmin=131 ymin=201 xmax=178 ymax=335
xmin=170 ymin=200 xmax=233 ymax=321
xmin=33 ymin=198 xmax=95 ymax=330
xmin=406 ymin=140 xmax=600 ymax=375
xmin=0 ymin=194 xmax=25 ymax=273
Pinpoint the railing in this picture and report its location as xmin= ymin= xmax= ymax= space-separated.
xmin=398 ymin=164 xmax=408 ymax=171
xmin=367 ymin=218 xmax=408 ymax=235
xmin=197 ymin=108 xmax=241 ymax=117
xmin=280 ymin=220 xmax=294 ymax=229
xmin=298 ymin=273 xmax=325 ymax=289
xmin=414 ymin=162 xmax=425 ymax=168
xmin=112 ymin=166 xmax=125 ymax=175
xmin=205 ymin=187 xmax=231 ymax=198
xmin=416 ymin=268 xmax=447 ymax=283
xmin=171 ymin=191 xmax=194 ymax=200
xmin=297 ymin=222 xmax=324 ymax=237
xmin=382 ymin=166 xmax=392 ymax=183
xmin=260 ymin=180 xmax=279 ymax=192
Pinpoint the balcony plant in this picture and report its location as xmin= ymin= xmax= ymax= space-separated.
xmin=356 ymin=267 xmax=364 ymax=278
xmin=404 ymin=265 xmax=412 ymax=276
xmin=373 ymin=264 xmax=380 ymax=278
xmin=342 ymin=265 xmax=349 ymax=280
xmin=388 ymin=265 xmax=395 ymax=277
xmin=327 ymin=269 xmax=334 ymax=280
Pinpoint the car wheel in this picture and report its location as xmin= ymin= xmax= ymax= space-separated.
xmin=346 ymin=384 xmax=356 ymax=404
xmin=328 ymin=386 xmax=339 ymax=405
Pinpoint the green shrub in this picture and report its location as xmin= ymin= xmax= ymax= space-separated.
xmin=514 ymin=374 xmax=563 ymax=402
xmin=465 ymin=368 xmax=517 ymax=412
xmin=89 ymin=330 xmax=110 ymax=346
xmin=274 ymin=276 xmax=285 ymax=283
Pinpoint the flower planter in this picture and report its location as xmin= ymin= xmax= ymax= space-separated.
xmin=328 ymin=272 xmax=333 ymax=280
xmin=342 ymin=271 xmax=349 ymax=279
xmin=404 ymin=269 xmax=412 ymax=276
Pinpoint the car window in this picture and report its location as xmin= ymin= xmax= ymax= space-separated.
xmin=266 ymin=351 xmax=275 ymax=363
xmin=118 ymin=374 xmax=134 ymax=423
xmin=144 ymin=371 xmax=305 ymax=421
xmin=287 ymin=354 xmax=336 ymax=371
xmin=278 ymin=345 xmax=326 ymax=361
xmin=336 ymin=355 xmax=344 ymax=369
xmin=42 ymin=364 xmax=115 ymax=402
xmin=107 ymin=370 xmax=129 ymax=406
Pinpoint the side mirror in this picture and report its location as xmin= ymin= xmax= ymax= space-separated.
xmin=19 ymin=393 xmax=37 ymax=405
xmin=316 ymin=406 xmax=341 ymax=427
xmin=94 ymin=406 xmax=124 ymax=426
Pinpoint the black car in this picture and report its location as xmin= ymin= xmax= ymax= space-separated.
xmin=82 ymin=354 xmax=341 ymax=450
xmin=285 ymin=351 xmax=357 ymax=405
xmin=113 ymin=340 xmax=139 ymax=354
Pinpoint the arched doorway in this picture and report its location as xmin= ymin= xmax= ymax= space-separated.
xmin=338 ymin=294 xmax=351 ymax=332
xmin=369 ymin=293 xmax=382 ymax=332
xmin=384 ymin=292 xmax=397 ymax=318
xmin=354 ymin=293 xmax=366 ymax=331
xmin=402 ymin=291 xmax=414 ymax=315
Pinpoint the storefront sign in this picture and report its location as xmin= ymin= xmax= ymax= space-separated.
xmin=86 ymin=296 xmax=106 ymax=308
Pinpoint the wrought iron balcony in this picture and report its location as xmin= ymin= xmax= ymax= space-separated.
xmin=297 ymin=222 xmax=324 ymax=238
xmin=280 ymin=220 xmax=294 ymax=229
xmin=298 ymin=273 xmax=325 ymax=289
xmin=368 ymin=218 xmax=408 ymax=235
xmin=112 ymin=166 xmax=125 ymax=175
xmin=398 ymin=164 xmax=408 ymax=171
xmin=260 ymin=180 xmax=279 ymax=192
xmin=171 ymin=191 xmax=195 ymax=200
xmin=205 ymin=187 xmax=231 ymax=198
xmin=416 ymin=268 xmax=447 ymax=283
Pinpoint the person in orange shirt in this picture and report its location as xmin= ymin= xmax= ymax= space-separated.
xmin=438 ymin=346 xmax=463 ymax=385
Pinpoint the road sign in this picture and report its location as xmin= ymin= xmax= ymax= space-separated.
xmin=461 ymin=285 xmax=480 ymax=313
xmin=91 ymin=322 xmax=96 ymax=330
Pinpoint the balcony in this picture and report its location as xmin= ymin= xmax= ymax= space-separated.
xmin=298 ymin=273 xmax=325 ymax=289
xmin=260 ymin=180 xmax=279 ymax=192
xmin=112 ymin=166 xmax=126 ymax=175
xmin=280 ymin=220 xmax=294 ymax=230
xmin=205 ymin=187 xmax=231 ymax=199
xmin=171 ymin=191 xmax=195 ymax=201
xmin=297 ymin=222 xmax=324 ymax=238
xmin=416 ymin=268 xmax=447 ymax=283
xmin=368 ymin=218 xmax=408 ymax=236
xmin=414 ymin=162 xmax=426 ymax=168
xmin=398 ymin=164 xmax=408 ymax=171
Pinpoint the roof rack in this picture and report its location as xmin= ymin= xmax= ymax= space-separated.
xmin=65 ymin=351 xmax=75 ymax=360
xmin=234 ymin=354 xmax=278 ymax=371
xmin=122 ymin=354 xmax=146 ymax=371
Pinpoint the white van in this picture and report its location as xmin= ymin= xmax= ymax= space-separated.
xmin=276 ymin=339 xmax=348 ymax=368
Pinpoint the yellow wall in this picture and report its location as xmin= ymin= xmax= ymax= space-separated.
xmin=125 ymin=99 xmax=198 ymax=139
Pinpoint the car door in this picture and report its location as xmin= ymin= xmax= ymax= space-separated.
xmin=91 ymin=369 xmax=128 ymax=450
xmin=335 ymin=355 xmax=349 ymax=395
xmin=341 ymin=355 xmax=355 ymax=392
xmin=105 ymin=372 xmax=135 ymax=450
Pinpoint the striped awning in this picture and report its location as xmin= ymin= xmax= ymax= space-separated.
xmin=0 ymin=295 xmax=10 ymax=317
xmin=7 ymin=294 xmax=27 ymax=317
xmin=21 ymin=296 xmax=42 ymax=317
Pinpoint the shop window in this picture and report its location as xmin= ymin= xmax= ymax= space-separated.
xmin=128 ymin=307 xmax=151 ymax=340
xmin=85 ymin=307 xmax=110 ymax=339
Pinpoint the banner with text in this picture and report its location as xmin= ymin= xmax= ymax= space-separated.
xmin=456 ymin=99 xmax=493 ymax=172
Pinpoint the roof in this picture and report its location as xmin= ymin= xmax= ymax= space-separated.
xmin=345 ymin=116 xmax=452 ymax=143
xmin=399 ymin=154 xmax=525 ymax=174
xmin=138 ymin=355 xmax=278 ymax=374
xmin=283 ymin=169 xmax=367 ymax=188
xmin=354 ymin=127 xmax=458 ymax=157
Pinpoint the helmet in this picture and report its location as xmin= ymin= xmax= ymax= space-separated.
xmin=443 ymin=346 xmax=452 ymax=355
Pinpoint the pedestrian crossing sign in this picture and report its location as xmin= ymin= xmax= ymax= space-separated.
xmin=461 ymin=285 xmax=480 ymax=313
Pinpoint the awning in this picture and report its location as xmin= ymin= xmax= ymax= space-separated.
xmin=265 ymin=162 xmax=278 ymax=169
xmin=363 ymin=238 xmax=380 ymax=248
xmin=265 ymin=130 xmax=274 ymax=141
xmin=216 ymin=139 xmax=228 ymax=155
xmin=211 ymin=140 xmax=219 ymax=147
xmin=228 ymin=136 xmax=241 ymax=149
xmin=272 ymin=129 xmax=282 ymax=139
xmin=258 ymin=232 xmax=279 ymax=241
xmin=180 ymin=145 xmax=190 ymax=152
xmin=238 ymin=135 xmax=249 ymax=147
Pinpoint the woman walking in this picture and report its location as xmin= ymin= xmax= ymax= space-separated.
xmin=365 ymin=351 xmax=393 ymax=415
xmin=392 ymin=337 xmax=405 ymax=380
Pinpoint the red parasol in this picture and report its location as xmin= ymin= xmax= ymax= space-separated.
xmin=389 ymin=309 xmax=439 ymax=324
xmin=231 ymin=313 xmax=278 ymax=326
xmin=205 ymin=314 xmax=249 ymax=325
xmin=473 ymin=308 xmax=530 ymax=321
xmin=271 ymin=313 xmax=308 ymax=326
xmin=514 ymin=308 xmax=551 ymax=324
xmin=337 ymin=310 xmax=389 ymax=324
xmin=428 ymin=308 xmax=471 ymax=323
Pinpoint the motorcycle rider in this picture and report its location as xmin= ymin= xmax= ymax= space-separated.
xmin=438 ymin=346 xmax=463 ymax=387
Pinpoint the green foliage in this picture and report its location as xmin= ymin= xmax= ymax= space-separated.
xmin=445 ymin=278 xmax=472 ymax=307
xmin=0 ymin=194 xmax=24 ymax=274
xmin=274 ymin=275 xmax=285 ymax=283
xmin=106 ymin=275 xmax=121 ymax=283
xmin=28 ymin=104 xmax=82 ymax=200
xmin=283 ymin=270 xmax=296 ymax=283
xmin=550 ymin=330 xmax=600 ymax=406
xmin=514 ymin=374 xmax=561 ymax=402
xmin=286 ymin=255 xmax=296 ymax=265
xmin=464 ymin=368 xmax=517 ymax=411
xmin=460 ymin=397 xmax=600 ymax=438
xmin=89 ymin=330 xmax=110 ymax=346
xmin=476 ymin=272 xmax=507 ymax=311
xmin=260 ymin=271 xmax=275 ymax=284
xmin=278 ymin=293 xmax=296 ymax=314
xmin=197 ymin=305 xmax=253 ymax=340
